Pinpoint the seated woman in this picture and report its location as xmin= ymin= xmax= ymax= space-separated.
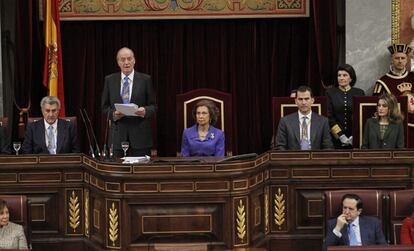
xmin=181 ymin=99 xmax=225 ymax=157
xmin=361 ymin=93 xmax=404 ymax=149
xmin=0 ymin=199 xmax=28 ymax=249
xmin=401 ymin=198 xmax=414 ymax=244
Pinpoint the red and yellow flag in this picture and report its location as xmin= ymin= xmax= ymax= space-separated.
xmin=43 ymin=0 xmax=65 ymax=116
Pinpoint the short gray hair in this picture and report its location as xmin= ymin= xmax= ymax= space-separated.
xmin=40 ymin=96 xmax=61 ymax=110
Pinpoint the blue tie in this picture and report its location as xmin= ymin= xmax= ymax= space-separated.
xmin=48 ymin=125 xmax=56 ymax=154
xmin=348 ymin=223 xmax=358 ymax=246
xmin=122 ymin=76 xmax=130 ymax=104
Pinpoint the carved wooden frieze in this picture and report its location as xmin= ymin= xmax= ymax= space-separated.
xmin=271 ymin=186 xmax=287 ymax=232
xmin=66 ymin=189 xmax=83 ymax=235
xmin=233 ymin=197 xmax=248 ymax=246
xmin=106 ymin=199 xmax=121 ymax=249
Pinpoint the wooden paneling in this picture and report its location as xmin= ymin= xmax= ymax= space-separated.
xmin=0 ymin=151 xmax=412 ymax=251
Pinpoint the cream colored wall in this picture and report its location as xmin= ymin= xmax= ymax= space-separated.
xmin=346 ymin=0 xmax=391 ymax=94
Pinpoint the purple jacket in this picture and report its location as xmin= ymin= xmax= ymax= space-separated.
xmin=181 ymin=124 xmax=225 ymax=157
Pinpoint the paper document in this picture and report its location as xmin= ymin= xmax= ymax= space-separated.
xmin=122 ymin=156 xmax=150 ymax=164
xmin=114 ymin=103 xmax=139 ymax=116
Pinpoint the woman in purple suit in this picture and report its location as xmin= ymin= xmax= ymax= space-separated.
xmin=181 ymin=99 xmax=225 ymax=157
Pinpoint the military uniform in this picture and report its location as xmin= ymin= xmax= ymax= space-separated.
xmin=327 ymin=86 xmax=365 ymax=148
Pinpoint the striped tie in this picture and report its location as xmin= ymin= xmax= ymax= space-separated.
xmin=122 ymin=76 xmax=130 ymax=104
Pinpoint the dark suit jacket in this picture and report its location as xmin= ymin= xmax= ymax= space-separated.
xmin=275 ymin=112 xmax=333 ymax=150
xmin=324 ymin=216 xmax=387 ymax=249
xmin=22 ymin=119 xmax=79 ymax=154
xmin=361 ymin=118 xmax=404 ymax=149
xmin=101 ymin=71 xmax=157 ymax=150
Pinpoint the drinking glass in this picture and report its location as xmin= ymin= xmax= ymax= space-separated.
xmin=121 ymin=141 xmax=129 ymax=158
xmin=109 ymin=144 xmax=114 ymax=159
xmin=13 ymin=142 xmax=21 ymax=156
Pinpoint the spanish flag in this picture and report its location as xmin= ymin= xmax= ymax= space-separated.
xmin=43 ymin=0 xmax=65 ymax=116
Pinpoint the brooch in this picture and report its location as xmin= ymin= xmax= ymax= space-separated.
xmin=210 ymin=133 xmax=215 ymax=139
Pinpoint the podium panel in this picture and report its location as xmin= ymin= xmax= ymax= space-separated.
xmin=0 ymin=151 xmax=414 ymax=251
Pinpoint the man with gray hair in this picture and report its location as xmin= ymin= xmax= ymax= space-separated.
xmin=101 ymin=47 xmax=157 ymax=157
xmin=22 ymin=96 xmax=79 ymax=154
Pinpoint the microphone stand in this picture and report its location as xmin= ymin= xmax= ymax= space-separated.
xmin=83 ymin=108 xmax=101 ymax=159
xmin=79 ymin=109 xmax=95 ymax=158
xmin=103 ymin=109 xmax=114 ymax=161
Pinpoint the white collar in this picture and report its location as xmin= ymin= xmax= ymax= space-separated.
xmin=121 ymin=70 xmax=135 ymax=81
xmin=350 ymin=216 xmax=360 ymax=227
xmin=298 ymin=110 xmax=312 ymax=120
xmin=44 ymin=119 xmax=58 ymax=130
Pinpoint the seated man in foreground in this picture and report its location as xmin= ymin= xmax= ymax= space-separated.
xmin=22 ymin=96 xmax=79 ymax=154
xmin=324 ymin=193 xmax=387 ymax=248
xmin=275 ymin=85 xmax=333 ymax=150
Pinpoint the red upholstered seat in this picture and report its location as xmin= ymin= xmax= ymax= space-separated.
xmin=389 ymin=189 xmax=414 ymax=244
xmin=323 ymin=190 xmax=384 ymax=237
xmin=176 ymin=88 xmax=233 ymax=156
xmin=0 ymin=117 xmax=8 ymax=128
xmin=27 ymin=116 xmax=77 ymax=128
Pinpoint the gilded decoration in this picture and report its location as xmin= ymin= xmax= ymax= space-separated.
xmin=59 ymin=0 xmax=309 ymax=20
xmin=273 ymin=188 xmax=285 ymax=230
xmin=68 ymin=191 xmax=80 ymax=232
xmin=84 ymin=189 xmax=89 ymax=237
xmin=264 ymin=187 xmax=269 ymax=233
xmin=236 ymin=199 xmax=246 ymax=241
xmin=108 ymin=202 xmax=119 ymax=246
xmin=391 ymin=0 xmax=400 ymax=43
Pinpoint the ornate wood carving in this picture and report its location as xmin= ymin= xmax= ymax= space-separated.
xmin=106 ymin=199 xmax=121 ymax=249
xmin=66 ymin=189 xmax=83 ymax=235
xmin=233 ymin=197 xmax=248 ymax=246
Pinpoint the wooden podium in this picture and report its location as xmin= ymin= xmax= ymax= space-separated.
xmin=0 ymin=151 xmax=414 ymax=251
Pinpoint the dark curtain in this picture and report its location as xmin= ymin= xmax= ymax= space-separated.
xmin=6 ymin=0 xmax=337 ymax=156
xmin=1 ymin=0 xmax=45 ymax=150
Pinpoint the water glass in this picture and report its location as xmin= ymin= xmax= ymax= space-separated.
xmin=13 ymin=142 xmax=21 ymax=156
xmin=121 ymin=141 xmax=129 ymax=158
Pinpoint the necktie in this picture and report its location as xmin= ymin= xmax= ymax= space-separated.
xmin=122 ymin=76 xmax=130 ymax=104
xmin=48 ymin=125 xmax=56 ymax=154
xmin=300 ymin=116 xmax=310 ymax=150
xmin=302 ymin=116 xmax=308 ymax=140
xmin=348 ymin=223 xmax=358 ymax=246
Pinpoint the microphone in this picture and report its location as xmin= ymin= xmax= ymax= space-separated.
xmin=79 ymin=109 xmax=95 ymax=158
xmin=102 ymin=109 xmax=111 ymax=159
xmin=83 ymin=108 xmax=101 ymax=158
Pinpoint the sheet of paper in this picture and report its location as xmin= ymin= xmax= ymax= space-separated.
xmin=114 ymin=103 xmax=139 ymax=116
xmin=121 ymin=156 xmax=150 ymax=164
